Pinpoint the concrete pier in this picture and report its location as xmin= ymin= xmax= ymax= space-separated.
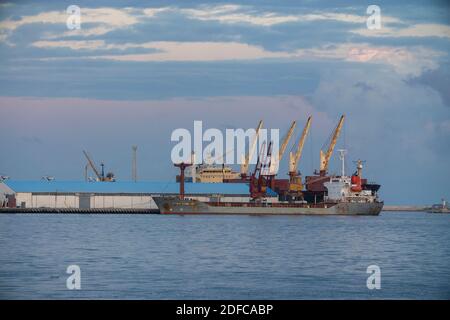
xmin=0 ymin=208 xmax=159 ymax=214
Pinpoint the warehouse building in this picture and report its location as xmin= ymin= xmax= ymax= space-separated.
xmin=0 ymin=181 xmax=278 ymax=209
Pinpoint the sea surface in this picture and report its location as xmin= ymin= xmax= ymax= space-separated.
xmin=0 ymin=212 xmax=449 ymax=299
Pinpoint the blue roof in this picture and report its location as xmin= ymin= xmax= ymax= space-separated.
xmin=4 ymin=180 xmax=272 ymax=196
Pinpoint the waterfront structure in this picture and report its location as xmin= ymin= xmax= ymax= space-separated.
xmin=0 ymin=181 xmax=276 ymax=210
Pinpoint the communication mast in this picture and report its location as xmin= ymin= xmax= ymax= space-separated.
xmin=132 ymin=145 xmax=138 ymax=182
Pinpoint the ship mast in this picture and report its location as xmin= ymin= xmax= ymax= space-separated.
xmin=337 ymin=149 xmax=347 ymax=177
xmin=174 ymin=162 xmax=192 ymax=200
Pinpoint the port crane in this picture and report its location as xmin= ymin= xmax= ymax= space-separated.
xmin=268 ymin=121 xmax=297 ymax=176
xmin=83 ymin=150 xmax=115 ymax=182
xmin=319 ymin=115 xmax=345 ymax=176
xmin=240 ymin=120 xmax=263 ymax=179
xmin=279 ymin=121 xmax=297 ymax=162
xmin=288 ymin=116 xmax=312 ymax=194
xmin=262 ymin=120 xmax=297 ymax=190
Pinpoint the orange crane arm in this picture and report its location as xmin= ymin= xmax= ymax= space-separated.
xmin=279 ymin=121 xmax=297 ymax=161
xmin=289 ymin=116 xmax=312 ymax=173
xmin=268 ymin=120 xmax=296 ymax=176
xmin=320 ymin=115 xmax=345 ymax=173
xmin=241 ymin=120 xmax=263 ymax=175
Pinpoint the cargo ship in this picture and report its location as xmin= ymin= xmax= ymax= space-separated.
xmin=154 ymin=141 xmax=383 ymax=215
xmin=175 ymin=116 xmax=381 ymax=206
xmin=153 ymin=195 xmax=383 ymax=215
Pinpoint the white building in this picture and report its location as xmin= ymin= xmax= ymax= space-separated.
xmin=1 ymin=180 xmax=277 ymax=209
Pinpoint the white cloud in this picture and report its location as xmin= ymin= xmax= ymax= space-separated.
xmin=299 ymin=12 xmax=401 ymax=24
xmin=0 ymin=7 xmax=139 ymax=31
xmin=180 ymin=5 xmax=299 ymax=26
xmin=296 ymin=44 xmax=444 ymax=76
xmin=32 ymin=40 xmax=292 ymax=61
xmin=179 ymin=5 xmax=403 ymax=26
xmin=0 ymin=7 xmax=143 ymax=41
xmin=31 ymin=39 xmax=443 ymax=77
xmin=351 ymin=23 xmax=450 ymax=39
xmin=33 ymin=40 xmax=108 ymax=50
xmin=0 ymin=4 xmax=405 ymax=43
xmin=142 ymin=7 xmax=174 ymax=17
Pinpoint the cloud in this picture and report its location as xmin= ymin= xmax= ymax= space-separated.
xmin=32 ymin=40 xmax=291 ymax=61
xmin=0 ymin=7 xmax=142 ymax=41
xmin=30 ymin=38 xmax=444 ymax=77
xmin=0 ymin=4 xmax=406 ymax=43
xmin=32 ymin=39 xmax=153 ymax=51
xmin=0 ymin=7 xmax=139 ymax=31
xmin=179 ymin=5 xmax=402 ymax=26
xmin=345 ymin=45 xmax=444 ymax=76
xmin=351 ymin=23 xmax=450 ymax=39
xmin=180 ymin=4 xmax=300 ymax=26
xmin=296 ymin=43 xmax=444 ymax=77
xmin=408 ymin=65 xmax=450 ymax=107
xmin=308 ymin=65 xmax=450 ymax=203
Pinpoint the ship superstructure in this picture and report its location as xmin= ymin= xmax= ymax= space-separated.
xmin=183 ymin=163 xmax=241 ymax=183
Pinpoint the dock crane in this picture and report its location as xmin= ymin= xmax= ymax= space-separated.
xmin=319 ymin=115 xmax=345 ymax=176
xmin=269 ymin=121 xmax=296 ymax=175
xmin=264 ymin=120 xmax=297 ymax=189
xmin=279 ymin=121 xmax=297 ymax=162
xmin=240 ymin=120 xmax=263 ymax=179
xmin=288 ymin=116 xmax=312 ymax=193
xmin=83 ymin=150 xmax=115 ymax=182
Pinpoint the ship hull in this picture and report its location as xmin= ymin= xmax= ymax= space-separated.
xmin=428 ymin=209 xmax=450 ymax=214
xmin=153 ymin=197 xmax=383 ymax=216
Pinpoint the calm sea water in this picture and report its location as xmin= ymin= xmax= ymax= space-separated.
xmin=0 ymin=212 xmax=449 ymax=299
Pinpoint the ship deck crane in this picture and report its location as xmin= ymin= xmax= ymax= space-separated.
xmin=279 ymin=121 xmax=297 ymax=162
xmin=250 ymin=141 xmax=272 ymax=199
xmin=268 ymin=121 xmax=296 ymax=177
xmin=319 ymin=115 xmax=345 ymax=176
xmin=288 ymin=116 xmax=312 ymax=193
xmin=240 ymin=120 xmax=263 ymax=179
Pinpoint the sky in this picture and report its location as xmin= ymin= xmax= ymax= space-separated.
xmin=0 ymin=0 xmax=449 ymax=205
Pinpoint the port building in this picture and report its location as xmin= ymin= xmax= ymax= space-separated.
xmin=0 ymin=181 xmax=277 ymax=209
